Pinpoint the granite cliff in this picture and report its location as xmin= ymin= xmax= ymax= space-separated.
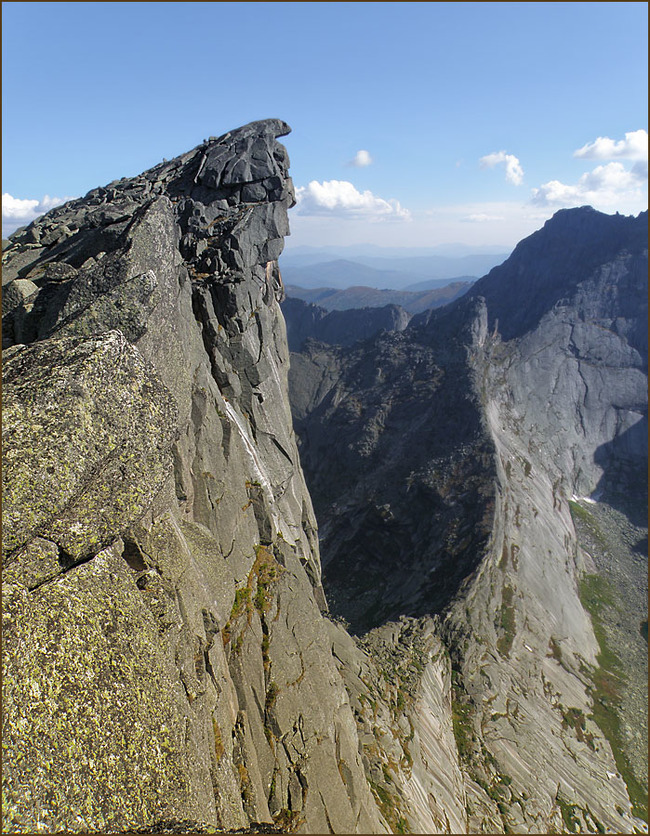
xmin=288 ymin=206 xmax=648 ymax=833
xmin=2 ymin=119 xmax=647 ymax=835
xmin=280 ymin=297 xmax=411 ymax=352
xmin=2 ymin=120 xmax=387 ymax=834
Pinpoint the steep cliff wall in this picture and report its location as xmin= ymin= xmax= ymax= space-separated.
xmin=280 ymin=296 xmax=411 ymax=351
xmin=443 ymin=213 xmax=648 ymax=831
xmin=2 ymin=121 xmax=387 ymax=834
xmin=288 ymin=208 xmax=648 ymax=833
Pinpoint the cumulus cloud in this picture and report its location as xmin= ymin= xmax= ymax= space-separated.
xmin=479 ymin=151 xmax=524 ymax=186
xmin=531 ymin=161 xmax=647 ymax=208
xmin=349 ymin=149 xmax=373 ymax=167
xmin=295 ymin=180 xmax=410 ymax=220
xmin=574 ymin=129 xmax=648 ymax=161
xmin=2 ymin=193 xmax=76 ymax=236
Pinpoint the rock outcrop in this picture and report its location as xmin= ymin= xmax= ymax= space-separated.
xmin=2 ymin=120 xmax=386 ymax=834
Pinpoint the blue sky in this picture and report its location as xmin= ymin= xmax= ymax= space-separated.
xmin=2 ymin=1 xmax=648 ymax=248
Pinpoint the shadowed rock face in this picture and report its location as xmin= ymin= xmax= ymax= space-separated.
xmin=280 ymin=296 xmax=412 ymax=351
xmin=288 ymin=295 xmax=497 ymax=634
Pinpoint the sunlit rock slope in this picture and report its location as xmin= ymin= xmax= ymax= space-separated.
xmin=2 ymin=120 xmax=387 ymax=834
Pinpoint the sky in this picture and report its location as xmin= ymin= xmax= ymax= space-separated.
xmin=2 ymin=1 xmax=648 ymax=250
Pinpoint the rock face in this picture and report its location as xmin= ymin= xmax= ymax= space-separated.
xmin=2 ymin=121 xmax=386 ymax=834
xmin=2 ymin=118 xmax=647 ymax=836
xmin=288 ymin=207 xmax=648 ymax=832
xmin=281 ymin=296 xmax=411 ymax=351
xmin=289 ymin=295 xmax=497 ymax=633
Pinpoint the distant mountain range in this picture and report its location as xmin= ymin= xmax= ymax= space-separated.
xmin=279 ymin=251 xmax=509 ymax=290
xmin=285 ymin=279 xmax=472 ymax=314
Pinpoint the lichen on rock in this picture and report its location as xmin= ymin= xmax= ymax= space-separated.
xmin=2 ymin=330 xmax=178 ymax=569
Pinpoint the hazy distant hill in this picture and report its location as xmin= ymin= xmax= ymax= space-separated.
xmin=280 ymin=259 xmax=411 ymax=290
xmin=350 ymin=252 xmax=508 ymax=278
xmin=279 ymin=252 xmax=508 ymax=290
xmin=404 ymin=274 xmax=476 ymax=292
xmin=285 ymin=280 xmax=472 ymax=314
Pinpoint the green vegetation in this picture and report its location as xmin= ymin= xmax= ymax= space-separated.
xmin=499 ymin=543 xmax=509 ymax=571
xmin=231 ymin=586 xmax=251 ymax=619
xmin=496 ymin=585 xmax=516 ymax=657
xmin=236 ymin=762 xmax=252 ymax=805
xmin=222 ymin=544 xmax=283 ymax=649
xmin=265 ymin=680 xmax=279 ymax=713
xmin=547 ymin=637 xmax=563 ymax=664
xmin=252 ymin=544 xmax=280 ymax=615
xmin=560 ymin=706 xmax=595 ymax=750
xmin=568 ymin=499 xmax=592 ymax=525
xmin=556 ymin=794 xmax=581 ymax=833
xmin=579 ymin=573 xmax=648 ymax=822
xmin=222 ymin=586 xmax=251 ymax=647
xmin=569 ymin=500 xmax=607 ymax=548
xmin=368 ymin=778 xmax=408 ymax=834
xmin=451 ymin=685 xmax=474 ymax=762
xmin=272 ymin=809 xmax=302 ymax=832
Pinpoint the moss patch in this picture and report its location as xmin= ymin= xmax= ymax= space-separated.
xmin=496 ymin=585 xmax=516 ymax=657
xmin=557 ymin=794 xmax=581 ymax=833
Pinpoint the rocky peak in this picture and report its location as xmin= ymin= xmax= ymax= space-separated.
xmin=462 ymin=206 xmax=648 ymax=341
xmin=2 ymin=123 xmax=388 ymax=834
xmin=3 ymin=118 xmax=294 ymax=292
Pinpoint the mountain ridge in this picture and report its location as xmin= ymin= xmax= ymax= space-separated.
xmin=284 ymin=279 xmax=471 ymax=314
xmin=287 ymin=205 xmax=648 ymax=831
xmin=279 ymin=252 xmax=507 ymax=290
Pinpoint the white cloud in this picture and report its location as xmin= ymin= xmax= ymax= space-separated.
xmin=462 ymin=212 xmax=506 ymax=222
xmin=574 ymin=129 xmax=648 ymax=161
xmin=2 ymin=193 xmax=76 ymax=236
xmin=295 ymin=180 xmax=410 ymax=220
xmin=531 ymin=161 xmax=647 ymax=208
xmin=349 ymin=149 xmax=373 ymax=167
xmin=479 ymin=151 xmax=524 ymax=186
xmin=2 ymin=194 xmax=40 ymax=220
